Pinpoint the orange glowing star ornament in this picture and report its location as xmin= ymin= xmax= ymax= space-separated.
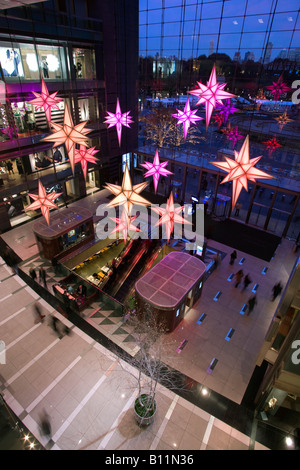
xmin=152 ymin=192 xmax=191 ymax=242
xmin=28 ymin=79 xmax=62 ymax=123
xmin=141 ymin=149 xmax=173 ymax=193
xmin=104 ymin=98 xmax=133 ymax=147
xmin=104 ymin=164 xmax=150 ymax=218
xmin=26 ymin=180 xmax=62 ymax=225
xmin=211 ymin=135 xmax=275 ymax=209
xmin=109 ymin=208 xmax=140 ymax=244
xmin=74 ymin=145 xmax=99 ymax=180
xmin=275 ymin=112 xmax=292 ymax=130
xmin=42 ymin=103 xmax=92 ymax=174
xmin=189 ymin=65 xmax=235 ymax=129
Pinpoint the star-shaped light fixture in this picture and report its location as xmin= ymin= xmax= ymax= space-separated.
xmin=266 ymin=76 xmax=291 ymax=101
xmin=275 ymin=112 xmax=292 ymax=129
xmin=42 ymin=103 xmax=92 ymax=174
xmin=214 ymin=114 xmax=224 ymax=128
xmin=189 ymin=65 xmax=235 ymax=129
xmin=74 ymin=145 xmax=99 ymax=180
xmin=223 ymin=124 xmax=243 ymax=148
xmin=216 ymin=99 xmax=238 ymax=124
xmin=26 ymin=180 xmax=62 ymax=225
xmin=263 ymin=136 xmax=282 ymax=153
xmin=109 ymin=208 xmax=140 ymax=244
xmin=172 ymin=97 xmax=203 ymax=139
xmin=28 ymin=79 xmax=62 ymax=123
xmin=211 ymin=135 xmax=275 ymax=208
xmin=104 ymin=164 xmax=150 ymax=218
xmin=104 ymin=98 xmax=133 ymax=146
xmin=152 ymin=192 xmax=191 ymax=242
xmin=140 ymin=149 xmax=173 ymax=193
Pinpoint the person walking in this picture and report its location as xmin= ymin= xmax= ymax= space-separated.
xmin=235 ymin=269 xmax=244 ymax=288
xmin=213 ymin=251 xmax=221 ymax=268
xmin=229 ymin=250 xmax=237 ymax=265
xmin=243 ymin=274 xmax=252 ymax=291
xmin=247 ymin=295 xmax=257 ymax=315
xmin=39 ymin=409 xmax=52 ymax=441
xmin=234 ymin=202 xmax=242 ymax=216
xmin=33 ymin=301 xmax=45 ymax=323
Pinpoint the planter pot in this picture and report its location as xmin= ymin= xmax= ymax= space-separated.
xmin=134 ymin=394 xmax=157 ymax=426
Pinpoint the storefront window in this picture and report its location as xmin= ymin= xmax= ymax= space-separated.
xmin=19 ymin=44 xmax=39 ymax=80
xmin=0 ymin=45 xmax=24 ymax=78
xmin=72 ymin=48 xmax=96 ymax=79
xmin=36 ymin=44 xmax=65 ymax=79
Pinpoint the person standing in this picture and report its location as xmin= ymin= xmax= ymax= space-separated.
xmin=229 ymin=250 xmax=237 ymax=265
xmin=247 ymin=295 xmax=257 ymax=315
xmin=29 ymin=267 xmax=37 ymax=282
xmin=272 ymin=282 xmax=283 ymax=301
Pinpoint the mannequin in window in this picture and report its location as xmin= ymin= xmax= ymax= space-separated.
xmin=2 ymin=49 xmax=20 ymax=77
xmin=41 ymin=57 xmax=49 ymax=78
xmin=77 ymin=62 xmax=82 ymax=78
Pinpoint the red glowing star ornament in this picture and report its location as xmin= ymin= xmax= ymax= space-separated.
xmin=28 ymin=79 xmax=62 ymax=123
xmin=26 ymin=180 xmax=62 ymax=225
xmin=140 ymin=149 xmax=173 ymax=193
xmin=211 ymin=135 xmax=275 ymax=209
xmin=189 ymin=65 xmax=235 ymax=129
xmin=152 ymin=192 xmax=191 ymax=242
xmin=104 ymin=164 xmax=150 ymax=218
xmin=263 ymin=136 xmax=282 ymax=153
xmin=43 ymin=103 xmax=92 ymax=174
xmin=104 ymin=98 xmax=133 ymax=147
xmin=172 ymin=97 xmax=203 ymax=139
xmin=214 ymin=114 xmax=224 ymax=128
xmin=109 ymin=208 xmax=140 ymax=244
xmin=74 ymin=145 xmax=99 ymax=180
xmin=266 ymin=75 xmax=292 ymax=101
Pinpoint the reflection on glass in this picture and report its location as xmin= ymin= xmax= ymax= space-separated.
xmin=36 ymin=45 xmax=64 ymax=79
xmin=20 ymin=44 xmax=39 ymax=79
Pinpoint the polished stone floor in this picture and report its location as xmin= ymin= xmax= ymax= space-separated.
xmin=0 ymin=189 xmax=298 ymax=450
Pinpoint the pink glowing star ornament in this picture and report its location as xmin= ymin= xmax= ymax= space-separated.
xmin=140 ymin=149 xmax=173 ymax=193
xmin=224 ymin=124 xmax=243 ymax=148
xmin=28 ymin=79 xmax=62 ymax=123
xmin=266 ymin=75 xmax=292 ymax=101
xmin=43 ymin=103 xmax=92 ymax=174
xmin=109 ymin=208 xmax=140 ymax=245
xmin=172 ymin=97 xmax=203 ymax=139
xmin=104 ymin=98 xmax=133 ymax=146
xmin=152 ymin=192 xmax=191 ymax=242
xmin=211 ymin=135 xmax=275 ymax=209
xmin=74 ymin=145 xmax=99 ymax=180
xmin=216 ymin=99 xmax=238 ymax=124
xmin=26 ymin=180 xmax=62 ymax=225
xmin=189 ymin=65 xmax=235 ymax=129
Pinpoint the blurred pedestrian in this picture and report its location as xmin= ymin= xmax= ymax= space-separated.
xmin=235 ymin=269 xmax=244 ymax=288
xmin=229 ymin=250 xmax=237 ymax=265
xmin=272 ymin=282 xmax=283 ymax=301
xmin=39 ymin=409 xmax=52 ymax=440
xmin=213 ymin=251 xmax=221 ymax=268
xmin=247 ymin=295 xmax=257 ymax=315
xmin=39 ymin=266 xmax=47 ymax=289
xmin=29 ymin=267 xmax=37 ymax=282
xmin=243 ymin=274 xmax=252 ymax=291
xmin=234 ymin=202 xmax=242 ymax=216
xmin=33 ymin=301 xmax=45 ymax=323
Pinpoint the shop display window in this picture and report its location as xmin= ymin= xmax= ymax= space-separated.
xmin=19 ymin=44 xmax=39 ymax=80
xmin=36 ymin=44 xmax=66 ymax=80
xmin=72 ymin=48 xmax=96 ymax=79
xmin=11 ymin=102 xmax=36 ymax=134
xmin=0 ymin=46 xmax=24 ymax=78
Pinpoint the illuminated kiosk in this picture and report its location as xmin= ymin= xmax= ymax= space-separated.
xmin=33 ymin=206 xmax=94 ymax=261
xmin=135 ymin=251 xmax=206 ymax=332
